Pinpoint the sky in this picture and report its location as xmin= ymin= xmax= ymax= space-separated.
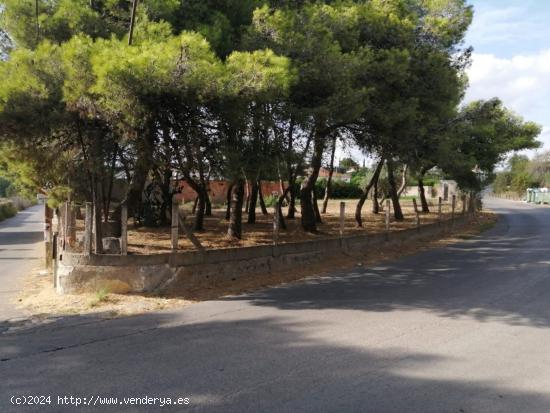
xmin=340 ymin=0 xmax=550 ymax=165
xmin=464 ymin=0 xmax=550 ymax=153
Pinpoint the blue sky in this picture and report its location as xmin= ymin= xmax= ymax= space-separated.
xmin=337 ymin=1 xmax=550 ymax=164
xmin=464 ymin=0 xmax=550 ymax=152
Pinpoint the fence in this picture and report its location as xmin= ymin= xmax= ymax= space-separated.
xmin=50 ymin=192 xmax=480 ymax=295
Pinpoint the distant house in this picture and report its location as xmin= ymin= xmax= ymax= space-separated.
xmin=437 ymin=180 xmax=459 ymax=201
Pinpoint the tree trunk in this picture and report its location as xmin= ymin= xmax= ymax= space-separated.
xmin=397 ymin=164 xmax=409 ymax=197
xmin=372 ymin=168 xmax=380 ymax=214
xmin=244 ymin=180 xmax=250 ymax=213
xmin=225 ymin=182 xmax=234 ymax=221
xmin=192 ymin=196 xmax=198 ymax=214
xmin=277 ymin=186 xmax=290 ymax=230
xmin=387 ymin=159 xmax=404 ymax=221
xmin=287 ymin=181 xmax=297 ymax=219
xmin=355 ymin=159 xmax=384 ymax=227
xmin=92 ymin=177 xmax=103 ymax=254
xmin=300 ymin=135 xmax=324 ymax=232
xmin=159 ymin=167 xmax=172 ymax=226
xmin=418 ymin=178 xmax=430 ymax=213
xmin=227 ymin=179 xmax=244 ymax=239
xmin=194 ymin=190 xmax=206 ymax=231
xmin=204 ymin=187 xmax=212 ymax=217
xmin=123 ymin=132 xmax=155 ymax=223
xmin=312 ymin=190 xmax=322 ymax=224
xmin=258 ymin=180 xmax=268 ymax=215
xmin=104 ymin=144 xmax=118 ymax=223
xmin=322 ymin=135 xmax=337 ymax=214
xmin=247 ymin=180 xmax=259 ymax=224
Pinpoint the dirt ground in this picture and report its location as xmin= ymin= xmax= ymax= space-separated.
xmin=71 ymin=198 xmax=461 ymax=254
xmin=15 ymin=211 xmax=497 ymax=324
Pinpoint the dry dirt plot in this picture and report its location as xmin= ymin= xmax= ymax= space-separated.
xmin=69 ymin=198 xmax=459 ymax=254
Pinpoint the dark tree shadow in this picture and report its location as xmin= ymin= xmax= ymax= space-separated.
xmin=1 ymin=314 xmax=550 ymax=412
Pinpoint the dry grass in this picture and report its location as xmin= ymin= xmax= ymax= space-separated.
xmin=15 ymin=273 xmax=194 ymax=323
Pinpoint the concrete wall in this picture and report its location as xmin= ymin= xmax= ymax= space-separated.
xmin=56 ymin=215 xmax=472 ymax=295
xmin=401 ymin=186 xmax=434 ymax=198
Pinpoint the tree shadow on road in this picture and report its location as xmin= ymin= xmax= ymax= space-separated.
xmin=222 ymin=222 xmax=550 ymax=329
xmin=1 ymin=314 xmax=550 ymax=412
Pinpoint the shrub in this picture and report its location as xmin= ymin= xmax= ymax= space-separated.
xmin=10 ymin=196 xmax=34 ymax=210
xmin=0 ymin=177 xmax=10 ymax=197
xmin=263 ymin=194 xmax=278 ymax=208
xmin=0 ymin=201 xmax=17 ymax=221
xmin=315 ymin=179 xmax=363 ymax=199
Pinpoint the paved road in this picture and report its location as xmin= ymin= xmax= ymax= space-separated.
xmin=0 ymin=204 xmax=44 ymax=322
xmin=2 ymin=198 xmax=550 ymax=412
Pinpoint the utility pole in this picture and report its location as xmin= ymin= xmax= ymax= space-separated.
xmin=128 ymin=0 xmax=139 ymax=46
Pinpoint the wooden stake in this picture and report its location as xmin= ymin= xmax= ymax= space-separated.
xmin=339 ymin=202 xmax=345 ymax=237
xmin=451 ymin=194 xmax=456 ymax=227
xmin=84 ymin=202 xmax=92 ymax=256
xmin=171 ymin=197 xmax=179 ymax=251
xmin=121 ymin=201 xmax=128 ymax=255
xmin=273 ymin=200 xmax=280 ymax=245
xmin=412 ymin=198 xmax=420 ymax=231
xmin=385 ymin=199 xmax=391 ymax=238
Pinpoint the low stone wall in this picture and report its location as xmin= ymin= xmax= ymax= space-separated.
xmin=56 ymin=215 xmax=472 ymax=294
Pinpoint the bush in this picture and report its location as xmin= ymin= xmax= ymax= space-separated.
xmin=10 ymin=196 xmax=34 ymax=210
xmin=0 ymin=177 xmax=10 ymax=198
xmin=263 ymin=194 xmax=278 ymax=208
xmin=0 ymin=201 xmax=17 ymax=221
xmin=315 ymin=179 xmax=363 ymax=199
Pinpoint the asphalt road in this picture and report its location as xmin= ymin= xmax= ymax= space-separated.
xmin=0 ymin=204 xmax=44 ymax=322
xmin=1 ymin=198 xmax=550 ymax=412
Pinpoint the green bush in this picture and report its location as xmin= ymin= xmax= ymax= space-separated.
xmin=0 ymin=177 xmax=10 ymax=198
xmin=263 ymin=194 xmax=278 ymax=208
xmin=315 ymin=179 xmax=363 ymax=199
xmin=0 ymin=201 xmax=17 ymax=221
